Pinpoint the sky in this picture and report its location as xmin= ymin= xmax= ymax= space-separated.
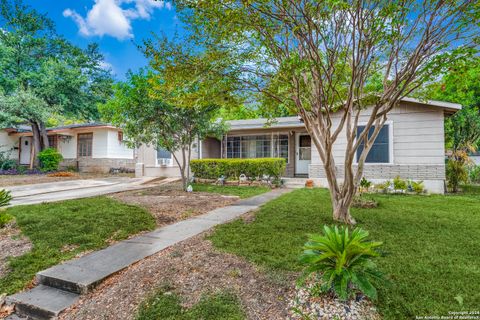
xmin=23 ymin=0 xmax=184 ymax=80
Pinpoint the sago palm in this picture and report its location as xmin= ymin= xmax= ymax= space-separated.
xmin=0 ymin=189 xmax=12 ymax=207
xmin=300 ymin=225 xmax=383 ymax=300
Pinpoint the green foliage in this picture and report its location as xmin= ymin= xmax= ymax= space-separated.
xmin=468 ymin=165 xmax=480 ymax=184
xmin=100 ymin=69 xmax=227 ymax=190
xmin=0 ymin=189 xmax=12 ymax=207
xmin=0 ymin=0 xmax=113 ymax=148
xmin=426 ymin=57 xmax=480 ymax=153
xmin=0 ymin=149 xmax=16 ymax=170
xmin=136 ymin=290 xmax=245 ymax=320
xmin=409 ymin=181 xmax=425 ymax=194
xmin=299 ymin=225 xmax=383 ymax=300
xmin=191 ymin=183 xmax=269 ymax=199
xmin=0 ymin=212 xmax=13 ymax=228
xmin=37 ymin=148 xmax=63 ymax=172
xmin=0 ymin=197 xmax=155 ymax=294
xmin=209 ymin=188 xmax=480 ymax=318
xmin=359 ymin=177 xmax=372 ymax=189
xmin=447 ymin=158 xmax=469 ymax=193
xmin=190 ymin=158 xmax=286 ymax=180
xmin=392 ymin=176 xmax=407 ymax=191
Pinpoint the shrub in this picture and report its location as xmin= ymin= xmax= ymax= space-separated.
xmin=468 ymin=165 xmax=480 ymax=183
xmin=0 ymin=212 xmax=13 ymax=228
xmin=447 ymin=158 xmax=468 ymax=192
xmin=190 ymin=158 xmax=286 ymax=180
xmin=37 ymin=148 xmax=63 ymax=172
xmin=393 ymin=176 xmax=407 ymax=190
xmin=409 ymin=180 xmax=425 ymax=194
xmin=300 ymin=225 xmax=383 ymax=300
xmin=359 ymin=177 xmax=372 ymax=189
xmin=0 ymin=150 xmax=16 ymax=170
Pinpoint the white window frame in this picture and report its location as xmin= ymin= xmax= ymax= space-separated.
xmin=353 ymin=121 xmax=394 ymax=165
xmin=224 ymin=132 xmax=290 ymax=163
xmin=155 ymin=147 xmax=174 ymax=167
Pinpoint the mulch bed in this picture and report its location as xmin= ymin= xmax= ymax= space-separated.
xmin=60 ymin=234 xmax=295 ymax=320
xmin=110 ymin=182 xmax=239 ymax=226
xmin=0 ymin=222 xmax=32 ymax=279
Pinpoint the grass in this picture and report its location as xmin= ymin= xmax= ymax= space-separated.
xmin=0 ymin=197 xmax=156 ymax=295
xmin=192 ymin=183 xmax=270 ymax=199
xmin=209 ymin=188 xmax=480 ymax=319
xmin=136 ymin=289 xmax=245 ymax=320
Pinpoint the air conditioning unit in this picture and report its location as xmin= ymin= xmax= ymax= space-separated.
xmin=158 ymin=158 xmax=172 ymax=166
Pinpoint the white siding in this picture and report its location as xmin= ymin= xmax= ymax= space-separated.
xmin=105 ymin=130 xmax=134 ymax=159
xmin=311 ymin=103 xmax=445 ymax=166
xmin=0 ymin=131 xmax=19 ymax=160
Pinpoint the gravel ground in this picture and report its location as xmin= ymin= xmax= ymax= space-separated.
xmin=110 ymin=183 xmax=239 ymax=226
xmin=288 ymin=281 xmax=381 ymax=320
xmin=60 ymin=234 xmax=295 ymax=320
xmin=0 ymin=222 xmax=32 ymax=279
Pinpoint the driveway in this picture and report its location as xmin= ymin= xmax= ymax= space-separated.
xmin=6 ymin=177 xmax=177 ymax=206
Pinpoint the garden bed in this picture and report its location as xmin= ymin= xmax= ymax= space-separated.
xmin=110 ymin=182 xmax=269 ymax=226
xmin=59 ymin=234 xmax=294 ymax=320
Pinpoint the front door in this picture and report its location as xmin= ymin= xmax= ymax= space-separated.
xmin=19 ymin=137 xmax=32 ymax=165
xmin=295 ymin=133 xmax=311 ymax=175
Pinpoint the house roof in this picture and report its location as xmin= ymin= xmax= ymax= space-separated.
xmin=226 ymin=97 xmax=462 ymax=130
xmin=3 ymin=122 xmax=119 ymax=135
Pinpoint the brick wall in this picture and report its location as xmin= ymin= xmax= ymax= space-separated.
xmin=308 ymin=164 xmax=446 ymax=180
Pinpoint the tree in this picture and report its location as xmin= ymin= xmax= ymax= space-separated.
xmin=101 ymin=71 xmax=226 ymax=190
xmin=426 ymin=57 xmax=480 ymax=192
xmin=0 ymin=0 xmax=113 ymax=164
xmin=175 ymin=0 xmax=480 ymax=224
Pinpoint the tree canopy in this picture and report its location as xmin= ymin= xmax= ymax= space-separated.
xmin=0 ymin=0 xmax=113 ymax=162
xmin=174 ymin=0 xmax=480 ymax=223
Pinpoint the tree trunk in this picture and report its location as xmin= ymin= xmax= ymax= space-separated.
xmin=332 ymin=196 xmax=356 ymax=225
xmin=30 ymin=121 xmax=42 ymax=168
xmin=38 ymin=121 xmax=49 ymax=150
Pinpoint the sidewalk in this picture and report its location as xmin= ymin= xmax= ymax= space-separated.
xmin=6 ymin=188 xmax=292 ymax=320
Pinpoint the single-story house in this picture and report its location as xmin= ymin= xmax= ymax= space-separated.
xmin=0 ymin=123 xmax=135 ymax=173
xmin=136 ymin=97 xmax=461 ymax=194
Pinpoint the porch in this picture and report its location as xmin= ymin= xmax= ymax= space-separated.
xmin=200 ymin=128 xmax=312 ymax=178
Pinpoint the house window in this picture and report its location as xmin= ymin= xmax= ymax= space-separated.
xmin=156 ymin=147 xmax=172 ymax=166
xmin=77 ymin=133 xmax=93 ymax=157
xmin=356 ymin=125 xmax=390 ymax=163
xmin=48 ymin=135 xmax=58 ymax=149
xmin=226 ymin=134 xmax=289 ymax=162
xmin=118 ymin=132 xmax=123 ymax=143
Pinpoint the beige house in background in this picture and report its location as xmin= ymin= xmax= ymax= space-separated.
xmin=0 ymin=123 xmax=135 ymax=173
xmin=136 ymin=97 xmax=461 ymax=194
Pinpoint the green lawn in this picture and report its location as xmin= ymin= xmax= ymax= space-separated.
xmin=192 ymin=183 xmax=270 ymax=199
xmin=0 ymin=197 xmax=155 ymax=295
xmin=136 ymin=289 xmax=245 ymax=320
xmin=209 ymin=188 xmax=480 ymax=319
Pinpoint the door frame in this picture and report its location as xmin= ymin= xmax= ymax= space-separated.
xmin=19 ymin=136 xmax=33 ymax=165
xmin=295 ymin=132 xmax=311 ymax=175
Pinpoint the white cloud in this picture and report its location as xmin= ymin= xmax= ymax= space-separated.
xmin=64 ymin=0 xmax=172 ymax=40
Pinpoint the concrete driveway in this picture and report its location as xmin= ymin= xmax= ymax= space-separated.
xmin=6 ymin=177 xmax=176 ymax=206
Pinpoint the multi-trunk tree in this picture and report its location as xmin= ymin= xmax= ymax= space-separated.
xmin=176 ymin=0 xmax=480 ymax=224
xmin=0 ymin=0 xmax=112 ymax=164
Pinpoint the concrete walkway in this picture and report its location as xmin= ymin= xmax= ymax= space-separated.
xmin=6 ymin=177 xmax=173 ymax=206
xmin=6 ymin=188 xmax=292 ymax=320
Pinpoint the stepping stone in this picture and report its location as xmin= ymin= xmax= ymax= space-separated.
xmin=7 ymin=285 xmax=79 ymax=320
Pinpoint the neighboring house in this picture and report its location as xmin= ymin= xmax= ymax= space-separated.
xmin=136 ymin=97 xmax=461 ymax=194
xmin=0 ymin=123 xmax=135 ymax=173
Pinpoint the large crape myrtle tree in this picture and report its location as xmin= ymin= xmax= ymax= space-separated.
xmin=174 ymin=0 xmax=480 ymax=224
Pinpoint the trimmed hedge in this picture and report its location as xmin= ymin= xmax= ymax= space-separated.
xmin=191 ymin=158 xmax=286 ymax=180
